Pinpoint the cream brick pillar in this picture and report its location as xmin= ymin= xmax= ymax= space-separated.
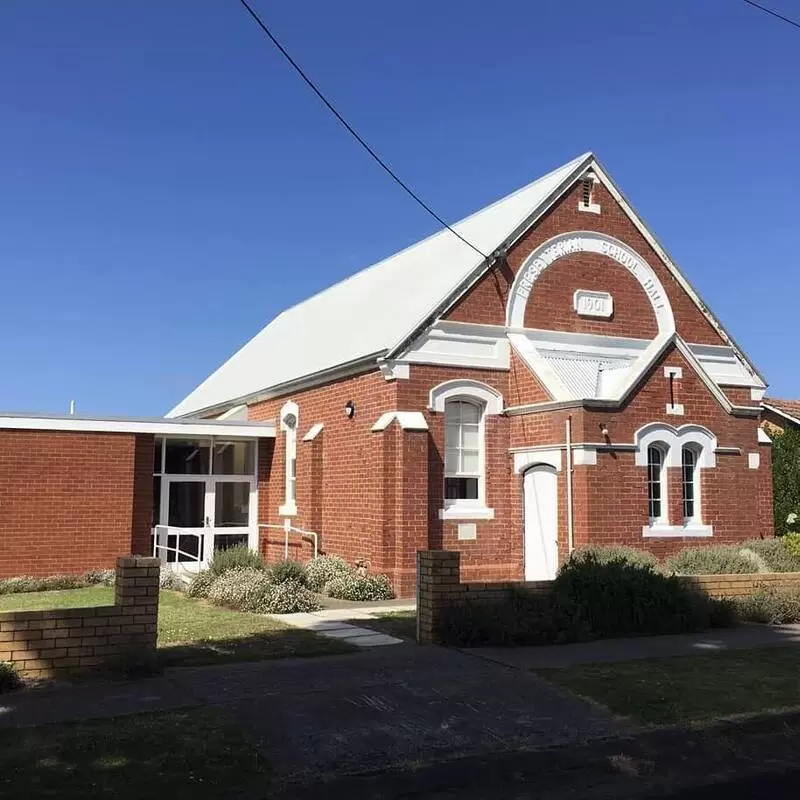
xmin=416 ymin=550 xmax=463 ymax=644
xmin=114 ymin=555 xmax=160 ymax=652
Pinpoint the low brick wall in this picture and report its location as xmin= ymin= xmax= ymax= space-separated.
xmin=679 ymin=572 xmax=800 ymax=598
xmin=416 ymin=550 xmax=800 ymax=644
xmin=0 ymin=556 xmax=160 ymax=678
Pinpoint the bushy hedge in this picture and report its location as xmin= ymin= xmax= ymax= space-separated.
xmin=268 ymin=559 xmax=306 ymax=586
xmin=85 ymin=569 xmax=116 ymax=586
xmin=207 ymin=568 xmax=274 ymax=613
xmin=304 ymin=555 xmax=353 ymax=592
xmin=739 ymin=539 xmax=800 ymax=573
xmin=0 ymin=662 xmax=23 ymax=694
xmin=0 ymin=575 xmax=88 ymax=595
xmin=159 ymin=568 xmax=184 ymax=591
xmin=259 ymin=579 xmax=321 ymax=614
xmin=570 ymin=545 xmax=659 ymax=570
xmin=186 ymin=570 xmax=216 ymax=598
xmin=209 ymin=544 xmax=265 ymax=576
xmin=325 ymin=573 xmax=395 ymax=602
xmin=770 ymin=426 xmax=800 ymax=536
xmin=665 ymin=546 xmax=763 ymax=575
xmin=783 ymin=534 xmax=800 ymax=559
xmin=736 ymin=587 xmax=800 ymax=625
xmin=438 ymin=556 xmax=735 ymax=647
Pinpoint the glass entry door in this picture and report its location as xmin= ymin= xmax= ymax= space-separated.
xmin=157 ymin=476 xmax=256 ymax=568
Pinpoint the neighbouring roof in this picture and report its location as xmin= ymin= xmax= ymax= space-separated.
xmin=762 ymin=397 xmax=800 ymax=426
xmin=168 ymin=153 xmax=593 ymax=417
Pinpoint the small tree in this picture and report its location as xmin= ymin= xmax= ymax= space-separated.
xmin=770 ymin=426 xmax=800 ymax=536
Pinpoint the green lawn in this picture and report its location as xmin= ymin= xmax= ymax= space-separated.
xmin=538 ymin=646 xmax=800 ymax=725
xmin=0 ymin=708 xmax=269 ymax=799
xmin=0 ymin=587 xmax=354 ymax=667
xmin=358 ymin=610 xmax=417 ymax=640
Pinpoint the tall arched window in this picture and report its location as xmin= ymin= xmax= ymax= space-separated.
xmin=647 ymin=444 xmax=667 ymax=524
xmin=682 ymin=445 xmax=701 ymax=524
xmin=279 ymin=401 xmax=299 ymax=516
xmin=444 ymin=399 xmax=482 ymax=505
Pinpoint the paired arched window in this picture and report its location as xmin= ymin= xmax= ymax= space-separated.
xmin=444 ymin=399 xmax=482 ymax=503
xmin=636 ymin=424 xmax=714 ymax=533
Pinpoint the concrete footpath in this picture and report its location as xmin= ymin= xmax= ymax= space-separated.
xmin=269 ymin=600 xmax=415 ymax=648
xmin=473 ymin=622 xmax=800 ymax=669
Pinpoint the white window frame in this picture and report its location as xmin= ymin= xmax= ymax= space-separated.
xmin=431 ymin=380 xmax=503 ymax=521
xmin=279 ymin=401 xmax=299 ymax=517
xmin=635 ymin=423 xmax=714 ymax=538
xmin=646 ymin=443 xmax=668 ymax=528
xmin=681 ymin=444 xmax=702 ymax=526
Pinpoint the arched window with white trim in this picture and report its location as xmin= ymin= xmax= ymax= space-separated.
xmin=279 ymin=401 xmax=298 ymax=516
xmin=444 ymin=399 xmax=482 ymax=504
xmin=681 ymin=444 xmax=701 ymax=524
xmin=647 ymin=444 xmax=667 ymax=525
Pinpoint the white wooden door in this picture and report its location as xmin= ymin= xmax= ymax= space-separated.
xmin=523 ymin=465 xmax=558 ymax=581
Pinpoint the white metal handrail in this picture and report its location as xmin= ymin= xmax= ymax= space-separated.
xmin=153 ymin=525 xmax=205 ymax=564
xmin=259 ymin=521 xmax=318 ymax=560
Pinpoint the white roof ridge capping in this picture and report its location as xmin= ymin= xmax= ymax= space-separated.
xmin=168 ymin=153 xmax=591 ymax=418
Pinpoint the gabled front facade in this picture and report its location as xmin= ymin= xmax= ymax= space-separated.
xmin=170 ymin=154 xmax=773 ymax=595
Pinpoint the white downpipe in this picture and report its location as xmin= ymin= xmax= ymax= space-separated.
xmin=565 ymin=417 xmax=574 ymax=555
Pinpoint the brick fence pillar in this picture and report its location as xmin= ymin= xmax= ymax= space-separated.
xmin=416 ymin=550 xmax=462 ymax=644
xmin=114 ymin=555 xmax=160 ymax=652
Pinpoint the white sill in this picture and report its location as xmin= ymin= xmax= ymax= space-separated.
xmin=278 ymin=503 xmax=297 ymax=517
xmin=642 ymin=524 xmax=713 ymax=538
xmin=439 ymin=506 xmax=495 ymax=521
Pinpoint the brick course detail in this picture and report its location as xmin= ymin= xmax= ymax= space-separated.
xmin=0 ymin=556 xmax=160 ymax=678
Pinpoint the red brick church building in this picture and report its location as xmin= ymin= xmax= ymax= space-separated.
xmin=0 ymin=154 xmax=773 ymax=594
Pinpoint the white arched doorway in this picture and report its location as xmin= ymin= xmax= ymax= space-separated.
xmin=523 ymin=465 xmax=558 ymax=581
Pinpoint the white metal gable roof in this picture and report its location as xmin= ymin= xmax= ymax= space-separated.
xmin=169 ymin=153 xmax=592 ymax=417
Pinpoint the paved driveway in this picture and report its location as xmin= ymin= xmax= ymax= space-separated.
xmin=181 ymin=644 xmax=623 ymax=785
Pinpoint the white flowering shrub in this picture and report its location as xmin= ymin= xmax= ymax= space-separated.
xmin=186 ymin=570 xmax=216 ymax=598
xmin=207 ymin=568 xmax=273 ymax=612
xmin=159 ymin=567 xmax=184 ymax=590
xmin=256 ymin=579 xmax=322 ymax=614
xmin=304 ymin=555 xmax=354 ymax=592
xmin=325 ymin=573 xmax=395 ymax=602
xmin=84 ymin=569 xmax=116 ymax=586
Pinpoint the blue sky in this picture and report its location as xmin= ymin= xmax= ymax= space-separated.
xmin=1 ymin=0 xmax=797 ymax=416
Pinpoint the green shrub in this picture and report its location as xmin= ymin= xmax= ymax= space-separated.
xmin=0 ymin=575 xmax=88 ymax=595
xmin=736 ymin=587 xmax=800 ymax=625
xmin=84 ymin=569 xmax=116 ymax=586
xmin=665 ymin=546 xmax=759 ymax=575
xmin=739 ymin=539 xmax=800 ymax=573
xmin=783 ymin=533 xmax=800 ymax=559
xmin=0 ymin=662 xmax=23 ymax=694
xmin=325 ymin=573 xmax=395 ymax=602
xmin=186 ymin=570 xmax=216 ymax=598
xmin=257 ymin=579 xmax=322 ymax=614
xmin=553 ymin=556 xmax=712 ymax=638
xmin=268 ymin=559 xmax=306 ymax=586
xmin=206 ymin=568 xmax=273 ymax=612
xmin=569 ymin=545 xmax=659 ymax=569
xmin=208 ymin=544 xmax=265 ymax=576
xmin=771 ymin=427 xmax=800 ymax=535
xmin=304 ymin=555 xmax=354 ymax=592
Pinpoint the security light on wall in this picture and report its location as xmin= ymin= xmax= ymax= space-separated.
xmin=599 ymin=423 xmax=610 ymax=438
xmin=344 ymin=400 xmax=355 ymax=419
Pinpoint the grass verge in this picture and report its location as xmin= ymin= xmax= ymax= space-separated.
xmin=0 ymin=708 xmax=269 ymax=799
xmin=0 ymin=587 xmax=355 ymax=668
xmin=537 ymin=645 xmax=800 ymax=724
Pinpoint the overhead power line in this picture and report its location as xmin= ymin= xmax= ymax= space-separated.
xmin=742 ymin=0 xmax=800 ymax=30
xmin=236 ymin=0 xmax=491 ymax=261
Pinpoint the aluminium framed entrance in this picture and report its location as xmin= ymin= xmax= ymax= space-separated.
xmin=152 ymin=437 xmax=258 ymax=571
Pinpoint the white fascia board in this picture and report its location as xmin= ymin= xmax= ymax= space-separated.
xmin=0 ymin=414 xmax=276 ymax=438
xmin=401 ymin=324 xmax=510 ymax=371
xmin=761 ymin=404 xmax=800 ymax=428
xmin=758 ymin=426 xmax=773 ymax=444
xmin=508 ymin=335 xmax=571 ymax=401
xmin=591 ymin=160 xmax=767 ymax=386
xmin=216 ymin=404 xmax=248 ymax=420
